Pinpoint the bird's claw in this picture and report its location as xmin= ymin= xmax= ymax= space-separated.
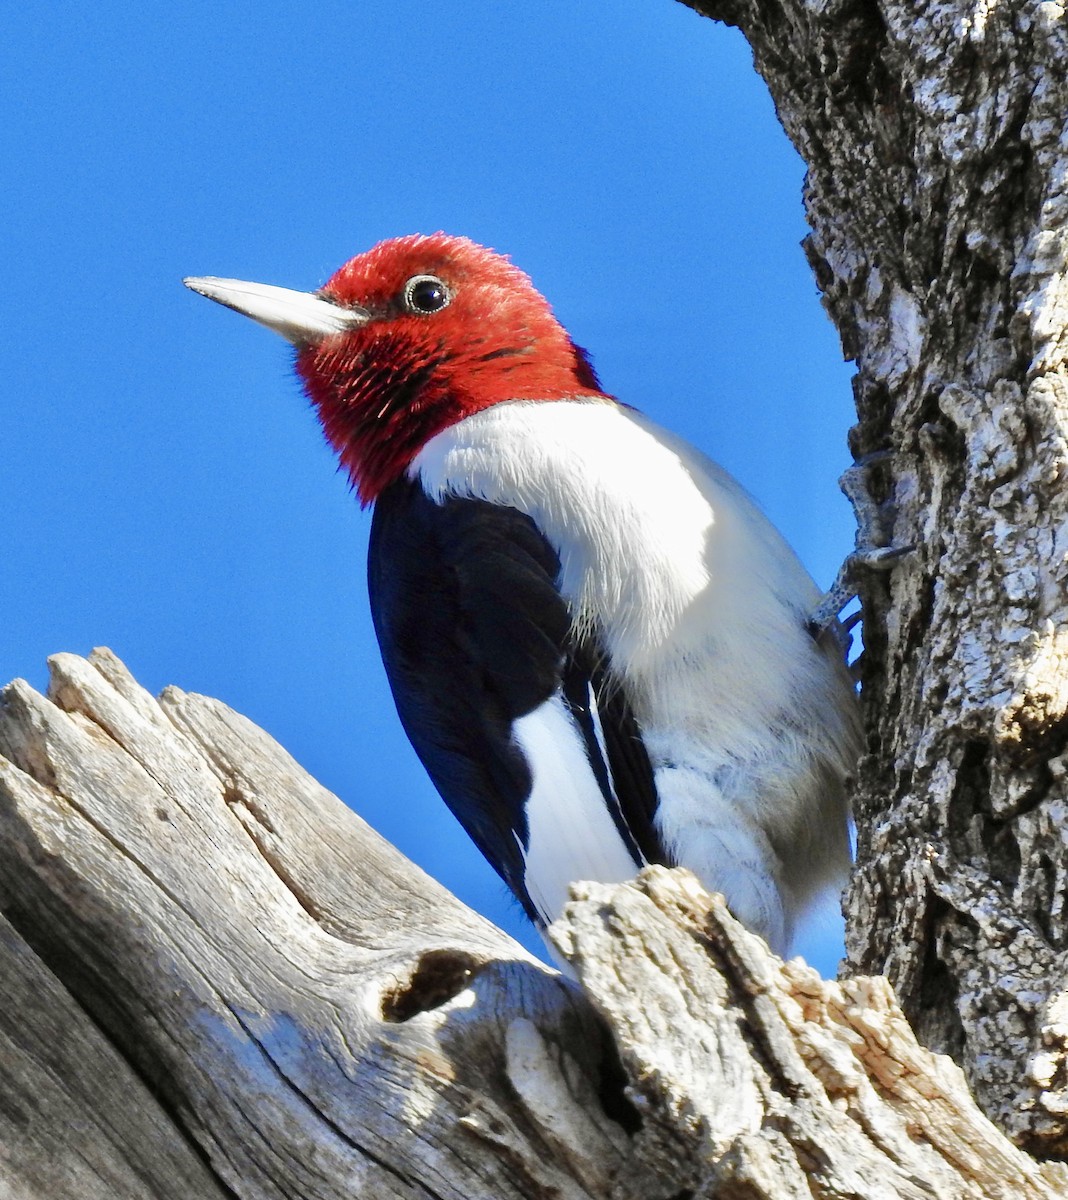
xmin=808 ymin=543 xmax=913 ymax=639
xmin=807 ymin=449 xmax=912 ymax=645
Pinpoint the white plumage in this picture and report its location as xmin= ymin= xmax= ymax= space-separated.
xmin=413 ymin=397 xmax=860 ymax=951
xmin=511 ymin=693 xmax=641 ymax=927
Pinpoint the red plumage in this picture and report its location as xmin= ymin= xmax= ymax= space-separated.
xmin=295 ymin=233 xmax=606 ymax=504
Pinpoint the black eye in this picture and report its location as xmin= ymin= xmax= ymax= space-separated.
xmin=403 ymin=274 xmax=451 ymax=314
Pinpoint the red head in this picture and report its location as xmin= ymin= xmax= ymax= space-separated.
xmin=187 ymin=234 xmax=607 ymax=504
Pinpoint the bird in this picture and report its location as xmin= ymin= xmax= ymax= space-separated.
xmin=185 ymin=233 xmax=861 ymax=955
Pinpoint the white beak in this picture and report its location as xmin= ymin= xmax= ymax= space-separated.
xmin=183 ymin=276 xmax=368 ymax=345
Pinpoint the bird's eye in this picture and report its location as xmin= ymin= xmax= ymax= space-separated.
xmin=403 ymin=275 xmax=451 ymax=315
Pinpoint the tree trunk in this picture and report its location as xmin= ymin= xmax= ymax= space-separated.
xmin=679 ymin=0 xmax=1068 ymax=1157
xmin=2 ymin=650 xmax=1067 ymax=1198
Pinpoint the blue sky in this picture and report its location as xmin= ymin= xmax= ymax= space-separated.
xmin=4 ymin=2 xmax=857 ymax=972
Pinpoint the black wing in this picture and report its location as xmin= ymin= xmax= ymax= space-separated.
xmin=367 ymin=474 xmax=664 ymax=925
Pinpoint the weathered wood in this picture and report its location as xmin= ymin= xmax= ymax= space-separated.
xmin=0 ymin=650 xmax=623 ymax=1200
xmin=680 ymin=0 xmax=1068 ymax=1153
xmin=559 ymin=868 xmax=1068 ymax=1199
xmin=3 ymin=650 xmax=1066 ymax=1197
xmin=0 ymin=912 xmax=227 ymax=1200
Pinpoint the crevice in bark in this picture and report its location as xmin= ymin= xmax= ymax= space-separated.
xmin=914 ymin=898 xmax=966 ymax=1061
xmin=593 ymin=1027 xmax=644 ymax=1135
xmin=948 ymin=741 xmax=992 ymax=841
xmin=1031 ymin=848 xmax=1060 ymax=946
xmin=980 ymin=813 xmax=1023 ymax=894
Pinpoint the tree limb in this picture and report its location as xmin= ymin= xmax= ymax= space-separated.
xmin=0 ymin=649 xmax=615 ymax=1199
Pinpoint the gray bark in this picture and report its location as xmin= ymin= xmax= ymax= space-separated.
xmin=0 ymin=913 xmax=227 ymax=1200
xmin=2 ymin=650 xmax=1067 ymax=1198
xmin=679 ymin=0 xmax=1068 ymax=1157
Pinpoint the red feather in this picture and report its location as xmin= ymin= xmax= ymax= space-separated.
xmin=295 ymin=233 xmax=608 ymax=504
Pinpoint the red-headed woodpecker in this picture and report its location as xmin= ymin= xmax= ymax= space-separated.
xmin=185 ymin=233 xmax=860 ymax=954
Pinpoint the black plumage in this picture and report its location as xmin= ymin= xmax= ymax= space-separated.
xmin=368 ymin=474 xmax=665 ymax=925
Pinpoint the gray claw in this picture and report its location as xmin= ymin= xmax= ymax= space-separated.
xmin=807 ymin=449 xmax=912 ymax=642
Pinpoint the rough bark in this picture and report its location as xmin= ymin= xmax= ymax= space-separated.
xmin=3 ymin=650 xmax=1067 ymax=1198
xmin=679 ymin=0 xmax=1068 ymax=1156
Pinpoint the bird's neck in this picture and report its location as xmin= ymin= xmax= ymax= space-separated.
xmin=296 ymin=326 xmax=607 ymax=504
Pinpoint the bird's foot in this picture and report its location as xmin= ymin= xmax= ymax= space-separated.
xmin=808 ymin=545 xmax=912 ymax=638
xmin=807 ymin=450 xmax=913 ymax=643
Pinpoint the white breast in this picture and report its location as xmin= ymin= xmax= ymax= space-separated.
xmin=411 ymin=399 xmax=858 ymax=950
xmin=414 ymin=401 xmax=737 ymax=657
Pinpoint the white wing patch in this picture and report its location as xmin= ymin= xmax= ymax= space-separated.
xmin=511 ymin=692 xmax=639 ymax=926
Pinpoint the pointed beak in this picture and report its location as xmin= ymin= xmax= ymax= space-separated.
xmin=183 ymin=276 xmax=369 ymax=345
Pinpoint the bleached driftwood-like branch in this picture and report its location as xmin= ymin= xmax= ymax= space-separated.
xmin=1 ymin=650 xmax=1065 ymax=1198
xmin=0 ymin=649 xmax=612 ymax=1200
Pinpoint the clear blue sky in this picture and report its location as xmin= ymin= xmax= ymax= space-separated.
xmin=3 ymin=2 xmax=857 ymax=972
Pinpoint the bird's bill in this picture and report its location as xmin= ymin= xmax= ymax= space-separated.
xmin=183 ymin=276 xmax=368 ymax=345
